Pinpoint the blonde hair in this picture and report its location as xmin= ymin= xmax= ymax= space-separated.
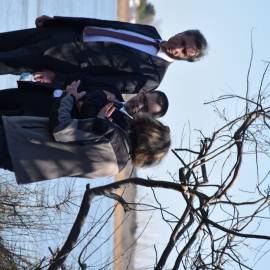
xmin=129 ymin=113 xmax=171 ymax=167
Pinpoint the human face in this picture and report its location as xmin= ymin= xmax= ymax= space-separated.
xmin=161 ymin=33 xmax=198 ymax=60
xmin=124 ymin=92 xmax=161 ymax=116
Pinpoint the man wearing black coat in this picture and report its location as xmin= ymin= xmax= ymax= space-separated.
xmin=0 ymin=15 xmax=207 ymax=93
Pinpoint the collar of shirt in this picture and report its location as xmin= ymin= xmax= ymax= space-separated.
xmin=119 ymin=102 xmax=133 ymax=119
xmin=157 ymin=44 xmax=175 ymax=63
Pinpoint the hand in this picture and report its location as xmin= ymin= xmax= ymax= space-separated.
xmin=97 ymin=103 xmax=116 ymax=120
xmin=66 ymin=80 xmax=86 ymax=101
xmin=103 ymin=90 xmax=116 ymax=101
xmin=34 ymin=70 xmax=56 ymax=83
xmin=35 ymin=15 xmax=52 ymax=28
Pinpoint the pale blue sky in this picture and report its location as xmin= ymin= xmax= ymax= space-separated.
xmin=140 ymin=0 xmax=270 ymax=182
xmin=155 ymin=0 xmax=270 ymax=132
xmin=136 ymin=1 xmax=270 ymax=268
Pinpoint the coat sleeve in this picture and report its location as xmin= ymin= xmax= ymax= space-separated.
xmin=44 ymin=16 xmax=161 ymax=38
xmin=50 ymin=92 xmax=113 ymax=143
xmin=54 ymin=71 xmax=160 ymax=94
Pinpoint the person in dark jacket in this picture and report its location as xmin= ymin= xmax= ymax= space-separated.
xmin=0 ymin=83 xmax=171 ymax=184
xmin=0 ymin=15 xmax=207 ymax=93
xmin=0 ymin=80 xmax=169 ymax=130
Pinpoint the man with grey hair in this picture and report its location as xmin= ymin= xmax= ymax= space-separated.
xmin=0 ymin=15 xmax=207 ymax=93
